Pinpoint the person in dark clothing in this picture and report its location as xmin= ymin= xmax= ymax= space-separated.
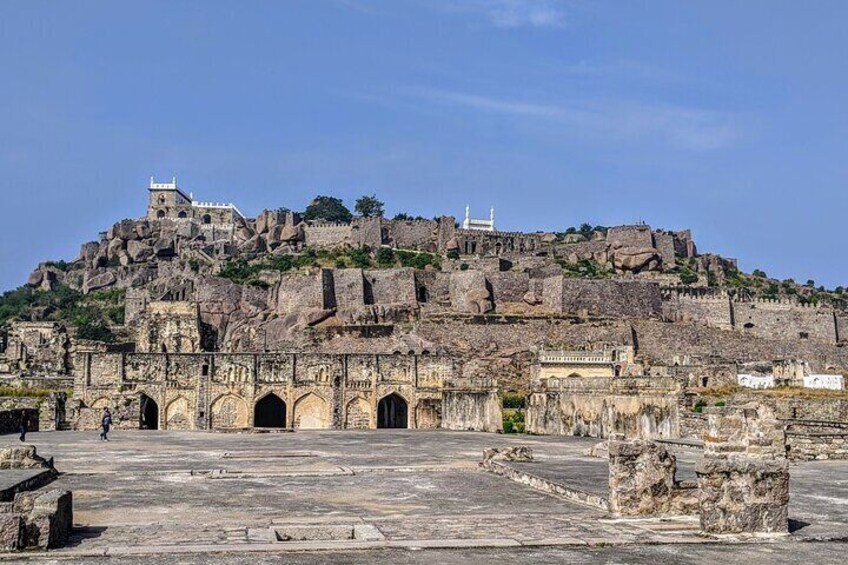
xmin=100 ymin=408 xmax=112 ymax=441
xmin=18 ymin=419 xmax=26 ymax=442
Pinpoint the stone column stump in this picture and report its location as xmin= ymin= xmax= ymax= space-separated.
xmin=608 ymin=440 xmax=676 ymax=516
xmin=696 ymin=458 xmax=789 ymax=535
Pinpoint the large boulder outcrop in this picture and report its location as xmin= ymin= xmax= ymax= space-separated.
xmin=153 ymin=237 xmax=176 ymax=257
xmin=611 ymin=246 xmax=661 ymax=272
xmin=127 ymin=240 xmax=154 ymax=263
xmin=83 ymin=271 xmax=117 ymax=293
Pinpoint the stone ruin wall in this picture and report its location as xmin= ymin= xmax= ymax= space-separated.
xmin=72 ymin=351 xmax=500 ymax=432
xmin=303 ymin=223 xmax=354 ymax=248
xmin=662 ymin=288 xmax=733 ymax=329
xmin=733 ymin=299 xmax=837 ymax=344
xmin=455 ymin=229 xmax=542 ymax=256
xmin=525 ymin=377 xmax=681 ymax=440
xmin=135 ymin=301 xmax=202 ymax=354
xmin=383 ymin=219 xmax=439 ymax=252
xmin=631 ymin=319 xmax=848 ymax=371
xmin=662 ymin=288 xmax=840 ymax=345
xmin=543 ymin=277 xmax=664 ymax=319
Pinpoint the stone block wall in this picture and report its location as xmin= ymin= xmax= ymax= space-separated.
xmin=544 ymin=277 xmax=663 ymax=319
xmin=734 ymin=300 xmax=837 ymax=345
xmin=703 ymin=404 xmax=786 ymax=459
xmin=662 ymin=290 xmax=733 ymax=329
xmin=786 ymin=430 xmax=848 ymax=461
xmin=525 ymin=378 xmax=680 ymax=439
xmin=332 ymin=269 xmax=366 ymax=309
xmin=351 ymin=217 xmax=382 ymax=248
xmin=384 ymin=219 xmax=438 ymax=251
xmin=72 ymin=350 xmax=503 ymax=432
xmin=303 ymin=223 xmax=354 ymax=248
xmin=696 ymin=458 xmax=789 ymax=535
xmin=653 ymin=232 xmax=676 ymax=269
xmin=0 ymin=394 xmax=65 ymax=432
xmin=837 ymin=312 xmax=848 ymax=344
xmin=607 ymin=225 xmax=654 ymax=250
xmin=274 ymin=272 xmax=328 ymax=314
xmin=364 ymin=269 xmax=417 ymax=305
xmin=487 ymin=272 xmax=530 ymax=304
xmin=448 ymin=270 xmax=491 ymax=313
xmin=135 ymin=301 xmax=202 ymax=354
xmin=441 ymin=390 xmax=502 ymax=432
xmin=608 ymin=440 xmax=677 ymax=516
xmin=0 ymin=489 xmax=73 ymax=550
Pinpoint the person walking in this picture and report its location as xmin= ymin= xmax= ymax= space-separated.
xmin=100 ymin=408 xmax=112 ymax=441
xmin=18 ymin=419 xmax=26 ymax=442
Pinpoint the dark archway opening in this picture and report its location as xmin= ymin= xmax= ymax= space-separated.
xmin=140 ymin=394 xmax=159 ymax=430
xmin=377 ymin=393 xmax=408 ymax=429
xmin=254 ymin=394 xmax=287 ymax=428
xmin=202 ymin=214 xmax=212 ymax=224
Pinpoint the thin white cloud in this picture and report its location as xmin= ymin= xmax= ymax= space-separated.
xmin=400 ymin=87 xmax=739 ymax=150
xmin=436 ymin=0 xmax=568 ymax=29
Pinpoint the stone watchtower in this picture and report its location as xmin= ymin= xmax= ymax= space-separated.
xmin=147 ymin=176 xmax=193 ymax=221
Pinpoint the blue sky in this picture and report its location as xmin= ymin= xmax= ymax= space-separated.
xmin=1 ymin=1 xmax=847 ymax=291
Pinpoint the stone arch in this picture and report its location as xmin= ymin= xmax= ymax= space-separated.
xmin=156 ymin=209 xmax=166 ymax=219
xmin=202 ymin=214 xmax=212 ymax=224
xmin=90 ymin=397 xmax=111 ymax=410
xmin=254 ymin=392 xmax=287 ymax=428
xmin=344 ymin=396 xmax=371 ymax=429
xmin=139 ymin=393 xmax=159 ymax=430
xmin=567 ymin=372 xmax=582 ymax=379
xmin=210 ymin=394 xmax=249 ymax=429
xmin=293 ymin=393 xmax=330 ymax=429
xmin=177 ymin=211 xmax=188 ymax=218
xmin=377 ymin=393 xmax=408 ymax=429
xmin=164 ymin=396 xmax=191 ymax=430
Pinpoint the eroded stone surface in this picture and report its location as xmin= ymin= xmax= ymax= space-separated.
xmin=608 ymin=440 xmax=676 ymax=516
xmin=696 ymin=458 xmax=789 ymax=535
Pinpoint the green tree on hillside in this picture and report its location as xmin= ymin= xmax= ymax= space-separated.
xmin=354 ymin=194 xmax=384 ymax=218
xmin=302 ymin=196 xmax=353 ymax=223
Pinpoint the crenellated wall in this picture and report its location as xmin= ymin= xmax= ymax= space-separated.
xmin=733 ymin=299 xmax=837 ymax=344
xmin=661 ymin=288 xmax=840 ymax=345
xmin=303 ymin=222 xmax=354 ymax=248
xmin=662 ymin=287 xmax=733 ymax=329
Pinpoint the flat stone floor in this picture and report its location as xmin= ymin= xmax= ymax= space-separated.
xmin=0 ymin=429 xmax=845 ymax=563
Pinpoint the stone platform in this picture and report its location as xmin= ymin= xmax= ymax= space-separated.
xmin=0 ymin=430 xmax=845 ymax=563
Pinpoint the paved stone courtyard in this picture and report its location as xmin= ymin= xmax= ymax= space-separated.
xmin=1 ymin=429 xmax=847 ymax=563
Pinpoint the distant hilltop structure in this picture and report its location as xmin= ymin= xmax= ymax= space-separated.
xmin=147 ymin=176 xmax=244 ymax=226
xmin=462 ymin=205 xmax=495 ymax=232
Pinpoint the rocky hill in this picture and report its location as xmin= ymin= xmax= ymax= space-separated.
xmin=2 ymin=189 xmax=847 ymax=391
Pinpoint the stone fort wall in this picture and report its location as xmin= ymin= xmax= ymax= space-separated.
xmin=72 ymin=351 xmax=501 ymax=432
xmin=662 ymin=288 xmax=840 ymax=345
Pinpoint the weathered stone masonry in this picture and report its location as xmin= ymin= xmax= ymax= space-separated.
xmin=73 ymin=351 xmax=501 ymax=432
